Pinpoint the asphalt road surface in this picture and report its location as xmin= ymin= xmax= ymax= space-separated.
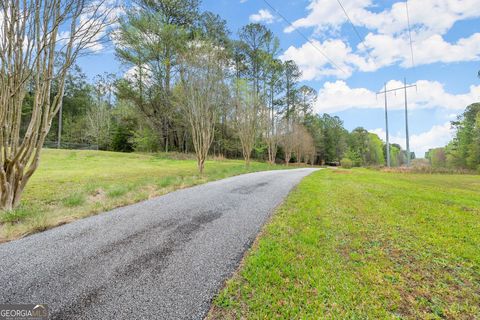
xmin=0 ymin=168 xmax=318 ymax=319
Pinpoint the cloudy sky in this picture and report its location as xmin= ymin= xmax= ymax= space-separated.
xmin=78 ymin=0 xmax=480 ymax=157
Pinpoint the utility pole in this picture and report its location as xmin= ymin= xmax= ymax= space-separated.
xmin=404 ymin=78 xmax=411 ymax=166
xmin=377 ymin=83 xmax=391 ymax=167
xmin=384 ymin=83 xmax=391 ymax=167
xmin=57 ymin=105 xmax=63 ymax=149
xmin=377 ymin=80 xmax=417 ymax=168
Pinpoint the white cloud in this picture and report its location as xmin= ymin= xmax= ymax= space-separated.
xmin=282 ymin=0 xmax=480 ymax=77
xmin=287 ymin=0 xmax=480 ymax=36
xmin=314 ymin=80 xmax=480 ymax=113
xmin=281 ymin=32 xmax=480 ymax=79
xmin=369 ymin=122 xmax=454 ymax=157
xmin=281 ymin=39 xmax=377 ymax=80
xmin=249 ymin=9 xmax=276 ymax=24
xmin=285 ymin=0 xmax=371 ymax=34
xmin=364 ymin=32 xmax=480 ymax=68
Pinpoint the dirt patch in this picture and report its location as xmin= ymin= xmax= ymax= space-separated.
xmin=142 ymin=185 xmax=158 ymax=199
xmin=55 ymin=216 xmax=77 ymax=226
xmin=332 ymin=170 xmax=353 ymax=174
xmin=88 ymin=189 xmax=106 ymax=203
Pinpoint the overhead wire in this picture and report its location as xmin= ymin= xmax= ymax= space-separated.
xmin=262 ymin=0 xmax=349 ymax=76
xmin=335 ymin=0 xmax=375 ymax=64
xmin=405 ymin=0 xmax=415 ymax=68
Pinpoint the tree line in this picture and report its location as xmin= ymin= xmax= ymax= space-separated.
xmin=426 ymin=103 xmax=480 ymax=172
xmin=47 ymin=0 xmax=412 ymax=167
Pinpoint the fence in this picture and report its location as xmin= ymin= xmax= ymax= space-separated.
xmin=43 ymin=141 xmax=99 ymax=150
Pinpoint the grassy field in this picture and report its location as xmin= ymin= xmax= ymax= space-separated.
xmin=0 ymin=149 xmax=281 ymax=242
xmin=210 ymin=169 xmax=480 ymax=319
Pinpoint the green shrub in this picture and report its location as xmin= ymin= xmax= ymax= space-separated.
xmin=157 ymin=176 xmax=174 ymax=188
xmin=107 ymin=185 xmax=129 ymax=198
xmin=62 ymin=193 xmax=86 ymax=207
xmin=0 ymin=207 xmax=36 ymax=223
xmin=341 ymin=158 xmax=353 ymax=169
xmin=132 ymin=127 xmax=160 ymax=153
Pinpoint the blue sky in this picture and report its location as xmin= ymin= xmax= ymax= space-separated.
xmin=78 ymin=0 xmax=480 ymax=157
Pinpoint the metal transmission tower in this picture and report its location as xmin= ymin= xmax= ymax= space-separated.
xmin=377 ymin=80 xmax=417 ymax=167
xmin=377 ymin=83 xmax=391 ymax=167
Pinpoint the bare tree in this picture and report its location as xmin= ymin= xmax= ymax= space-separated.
xmin=264 ymin=117 xmax=280 ymax=164
xmin=0 ymin=0 xmax=114 ymax=210
xmin=293 ymin=123 xmax=311 ymax=163
xmin=86 ymin=102 xmax=112 ymax=149
xmin=279 ymin=119 xmax=295 ymax=166
xmin=303 ymin=131 xmax=316 ymax=165
xmin=176 ymin=42 xmax=227 ymax=173
xmin=233 ymin=80 xmax=258 ymax=166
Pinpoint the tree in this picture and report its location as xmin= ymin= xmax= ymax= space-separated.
xmin=237 ymin=23 xmax=271 ymax=95
xmin=283 ymin=60 xmax=302 ymax=121
xmin=0 ymin=0 xmax=113 ymax=210
xmin=115 ymin=0 xmax=200 ymax=152
xmin=321 ymin=114 xmax=348 ymax=163
xmin=366 ymin=133 xmax=385 ymax=166
xmin=298 ymin=85 xmax=317 ymax=121
xmin=446 ymin=103 xmax=480 ymax=169
xmin=347 ymin=127 xmax=370 ymax=166
xmin=279 ymin=119 xmax=295 ymax=165
xmin=293 ymin=123 xmax=310 ymax=163
xmin=233 ymin=81 xmax=258 ymax=166
xmin=390 ymin=144 xmax=401 ymax=167
xmin=86 ymin=102 xmax=112 ymax=150
xmin=51 ymin=64 xmax=93 ymax=146
xmin=233 ymin=24 xmax=276 ymax=166
xmin=427 ymin=148 xmax=447 ymax=168
xmin=85 ymin=73 xmax=116 ymax=150
xmin=176 ymin=42 xmax=228 ymax=173
xmin=264 ymin=59 xmax=284 ymax=164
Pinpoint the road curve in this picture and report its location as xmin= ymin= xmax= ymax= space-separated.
xmin=0 ymin=168 xmax=318 ymax=319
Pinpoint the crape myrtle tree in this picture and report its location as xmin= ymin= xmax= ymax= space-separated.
xmin=261 ymin=37 xmax=284 ymax=165
xmin=175 ymin=41 xmax=229 ymax=173
xmin=264 ymin=58 xmax=284 ymax=164
xmin=234 ymin=23 xmax=273 ymax=165
xmin=279 ymin=119 xmax=295 ymax=165
xmin=233 ymin=80 xmax=258 ymax=166
xmin=0 ymin=0 xmax=114 ymax=211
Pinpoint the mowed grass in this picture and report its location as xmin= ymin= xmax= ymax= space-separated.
xmin=210 ymin=169 xmax=480 ymax=319
xmin=0 ymin=149 xmax=282 ymax=242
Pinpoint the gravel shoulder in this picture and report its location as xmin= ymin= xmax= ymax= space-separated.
xmin=0 ymin=168 xmax=318 ymax=319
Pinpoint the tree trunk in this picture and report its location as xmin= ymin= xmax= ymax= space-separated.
xmin=285 ymin=153 xmax=291 ymax=166
xmin=267 ymin=144 xmax=273 ymax=164
xmin=198 ymin=158 xmax=205 ymax=175
xmin=0 ymin=167 xmax=30 ymax=211
xmin=0 ymin=0 xmax=110 ymax=211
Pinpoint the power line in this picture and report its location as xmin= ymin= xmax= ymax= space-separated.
xmin=262 ymin=0 xmax=349 ymax=75
xmin=405 ymin=0 xmax=415 ymax=68
xmin=376 ymin=80 xmax=417 ymax=167
xmin=335 ymin=0 xmax=375 ymax=63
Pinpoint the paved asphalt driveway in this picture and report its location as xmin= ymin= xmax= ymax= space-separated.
xmin=0 ymin=168 xmax=318 ymax=319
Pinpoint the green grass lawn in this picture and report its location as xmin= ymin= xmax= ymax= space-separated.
xmin=0 ymin=149 xmax=282 ymax=242
xmin=210 ymin=169 xmax=480 ymax=319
